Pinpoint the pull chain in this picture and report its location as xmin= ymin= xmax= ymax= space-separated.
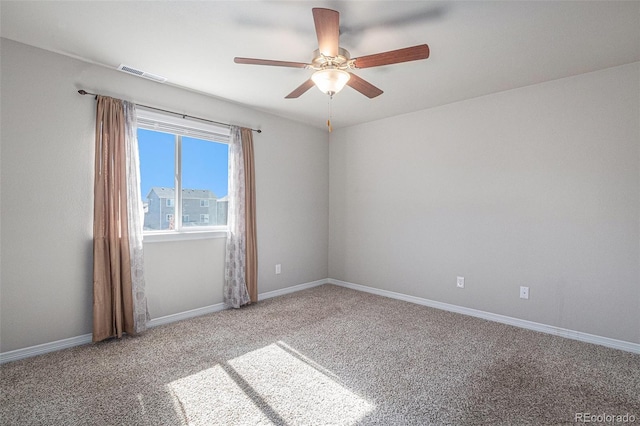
xmin=327 ymin=93 xmax=333 ymax=132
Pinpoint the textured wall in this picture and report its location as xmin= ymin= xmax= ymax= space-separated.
xmin=329 ymin=63 xmax=640 ymax=343
xmin=0 ymin=39 xmax=329 ymax=352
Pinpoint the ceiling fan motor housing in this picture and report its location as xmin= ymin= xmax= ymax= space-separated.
xmin=311 ymin=48 xmax=353 ymax=71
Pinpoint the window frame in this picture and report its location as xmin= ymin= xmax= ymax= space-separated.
xmin=136 ymin=108 xmax=230 ymax=242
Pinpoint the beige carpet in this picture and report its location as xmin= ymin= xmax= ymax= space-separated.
xmin=1 ymin=284 xmax=639 ymax=425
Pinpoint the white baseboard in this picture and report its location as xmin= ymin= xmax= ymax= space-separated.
xmin=0 ymin=333 xmax=94 ymax=364
xmin=148 ymin=278 xmax=327 ymax=327
xmin=258 ymin=279 xmax=327 ymax=301
xmin=3 ymin=277 xmax=636 ymax=363
xmin=147 ymin=302 xmax=227 ymax=328
xmin=0 ymin=279 xmax=329 ymax=364
xmin=328 ymin=278 xmax=640 ymax=354
xmin=142 ymin=278 xmax=327 ymax=328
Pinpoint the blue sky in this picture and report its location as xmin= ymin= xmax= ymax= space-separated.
xmin=137 ymin=128 xmax=229 ymax=200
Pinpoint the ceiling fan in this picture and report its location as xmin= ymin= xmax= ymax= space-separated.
xmin=234 ymin=8 xmax=430 ymax=99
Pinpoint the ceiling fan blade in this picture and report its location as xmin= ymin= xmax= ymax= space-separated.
xmin=346 ymin=73 xmax=383 ymax=98
xmin=234 ymin=57 xmax=309 ymax=68
xmin=312 ymin=8 xmax=339 ymax=57
xmin=353 ymin=44 xmax=430 ymax=69
xmin=285 ymin=79 xmax=316 ymax=99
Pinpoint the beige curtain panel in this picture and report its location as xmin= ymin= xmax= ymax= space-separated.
xmin=242 ymin=127 xmax=258 ymax=303
xmin=92 ymin=96 xmax=135 ymax=342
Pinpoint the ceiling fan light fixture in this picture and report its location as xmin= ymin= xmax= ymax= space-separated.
xmin=311 ymin=68 xmax=350 ymax=96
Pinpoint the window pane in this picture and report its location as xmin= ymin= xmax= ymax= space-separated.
xmin=138 ymin=128 xmax=176 ymax=230
xmin=181 ymin=137 xmax=229 ymax=226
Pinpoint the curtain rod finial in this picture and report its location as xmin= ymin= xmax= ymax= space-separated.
xmin=78 ymin=89 xmax=97 ymax=99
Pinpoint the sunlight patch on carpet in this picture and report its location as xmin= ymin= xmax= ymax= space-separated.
xmin=167 ymin=343 xmax=374 ymax=425
xmin=167 ymin=365 xmax=272 ymax=425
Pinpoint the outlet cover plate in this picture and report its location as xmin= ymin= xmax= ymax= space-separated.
xmin=457 ymin=276 xmax=464 ymax=288
xmin=520 ymin=286 xmax=529 ymax=299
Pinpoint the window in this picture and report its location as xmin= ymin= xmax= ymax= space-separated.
xmin=137 ymin=108 xmax=230 ymax=236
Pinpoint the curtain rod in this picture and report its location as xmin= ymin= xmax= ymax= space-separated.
xmin=77 ymin=90 xmax=262 ymax=133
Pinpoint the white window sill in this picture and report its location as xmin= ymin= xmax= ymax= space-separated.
xmin=143 ymin=229 xmax=227 ymax=243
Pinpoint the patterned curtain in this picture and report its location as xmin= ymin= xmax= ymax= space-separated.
xmin=123 ymin=102 xmax=150 ymax=333
xmin=93 ymin=96 xmax=148 ymax=342
xmin=224 ymin=126 xmax=258 ymax=307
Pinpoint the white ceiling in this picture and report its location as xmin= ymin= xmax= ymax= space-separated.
xmin=2 ymin=1 xmax=639 ymax=130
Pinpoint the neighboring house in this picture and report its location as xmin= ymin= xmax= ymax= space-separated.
xmin=144 ymin=187 xmax=227 ymax=230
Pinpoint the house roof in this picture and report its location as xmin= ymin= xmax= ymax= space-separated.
xmin=147 ymin=187 xmax=217 ymax=200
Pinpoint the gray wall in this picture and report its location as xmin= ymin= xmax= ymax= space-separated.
xmin=0 ymin=39 xmax=329 ymax=352
xmin=2 ymin=37 xmax=638 ymax=353
xmin=329 ymin=63 xmax=640 ymax=344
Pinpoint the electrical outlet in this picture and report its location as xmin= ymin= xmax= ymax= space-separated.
xmin=520 ymin=286 xmax=529 ymax=299
xmin=275 ymin=264 xmax=281 ymax=275
xmin=457 ymin=276 xmax=465 ymax=288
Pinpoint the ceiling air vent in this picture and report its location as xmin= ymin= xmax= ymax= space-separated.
xmin=117 ymin=64 xmax=167 ymax=83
